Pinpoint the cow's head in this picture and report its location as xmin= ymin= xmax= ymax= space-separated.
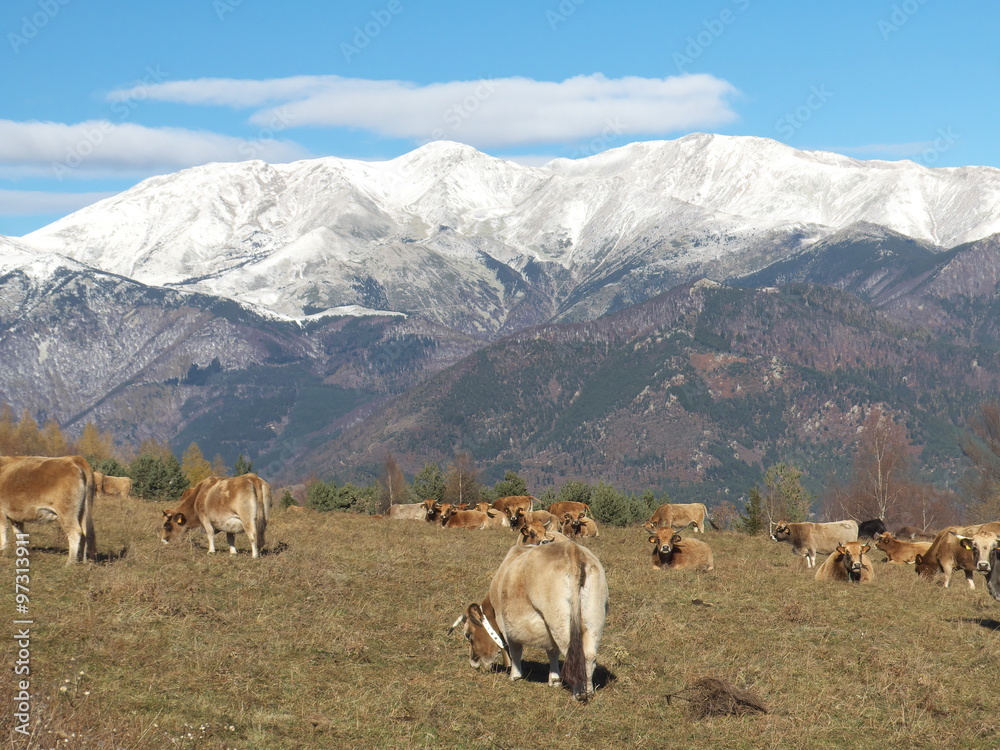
xmin=913 ymin=552 xmax=937 ymax=580
xmin=422 ymin=498 xmax=438 ymax=521
xmin=771 ymin=522 xmax=791 ymax=542
xmin=562 ymin=512 xmax=585 ymax=538
xmin=508 ymin=507 xmax=527 ymax=530
xmin=474 ymin=502 xmax=492 ymax=513
xmin=519 ymin=519 xmax=554 ymax=546
xmin=450 ymin=602 xmax=504 ymax=669
xmin=440 ymin=506 xmax=458 ymax=526
xmin=874 ymin=532 xmax=895 ymax=552
xmin=642 ymin=520 xmax=658 ymax=534
xmin=160 ymin=510 xmax=189 ymax=544
xmin=951 ymin=531 xmax=1000 ymax=573
xmin=836 ymin=542 xmax=870 ymax=582
xmin=649 ymin=528 xmax=682 ymax=556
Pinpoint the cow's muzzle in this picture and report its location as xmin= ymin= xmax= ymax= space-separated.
xmin=978 ymin=562 xmax=991 ymax=572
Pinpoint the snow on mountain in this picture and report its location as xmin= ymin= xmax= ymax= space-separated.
xmin=18 ymin=133 xmax=1000 ymax=332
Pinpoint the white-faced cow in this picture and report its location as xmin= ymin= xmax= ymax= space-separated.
xmin=386 ymin=503 xmax=429 ymax=521
xmin=770 ymin=520 xmax=859 ymax=568
xmin=949 ymin=522 xmax=1000 ymax=582
xmin=815 ymin=541 xmax=874 ymax=583
xmin=645 ymin=503 xmax=710 ymax=533
xmin=0 ymin=455 xmax=97 ymax=564
xmin=648 ymin=527 xmax=714 ymax=572
xmin=873 ymin=532 xmax=932 ymax=564
xmin=161 ymin=473 xmax=270 ymax=558
xmin=450 ymin=539 xmax=609 ymax=701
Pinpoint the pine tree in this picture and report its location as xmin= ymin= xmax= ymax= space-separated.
xmin=493 ymin=470 xmax=528 ymax=499
xmin=234 ymin=454 xmax=253 ymax=476
xmin=412 ymin=462 xmax=445 ymax=502
xmin=738 ymin=487 xmax=766 ymax=535
xmin=130 ymin=453 xmax=189 ymax=502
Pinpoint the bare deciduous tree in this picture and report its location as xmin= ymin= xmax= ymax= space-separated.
xmin=377 ymin=453 xmax=409 ymax=514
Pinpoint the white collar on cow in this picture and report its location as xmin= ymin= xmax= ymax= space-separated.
xmin=481 ymin=613 xmax=507 ymax=652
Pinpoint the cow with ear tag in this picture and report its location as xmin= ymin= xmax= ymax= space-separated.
xmin=648 ymin=527 xmax=714 ymax=572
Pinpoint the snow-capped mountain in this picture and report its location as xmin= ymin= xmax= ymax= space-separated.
xmin=19 ymin=133 xmax=1000 ymax=336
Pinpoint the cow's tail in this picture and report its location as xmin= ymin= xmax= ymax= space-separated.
xmin=255 ymin=479 xmax=269 ymax=552
xmin=81 ymin=461 xmax=97 ymax=561
xmin=707 ymin=516 xmax=720 ymax=531
xmin=562 ymin=555 xmax=589 ymax=699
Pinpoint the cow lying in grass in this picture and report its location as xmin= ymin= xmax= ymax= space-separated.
xmin=648 ymin=527 xmax=714 ymax=572
xmin=561 ymin=513 xmax=599 ymax=539
xmin=815 ymin=541 xmax=874 ymax=583
xmin=770 ymin=520 xmax=858 ymax=569
xmin=873 ymin=532 xmax=931 ymax=564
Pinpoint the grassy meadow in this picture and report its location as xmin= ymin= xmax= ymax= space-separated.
xmin=3 ymin=497 xmax=1000 ymax=749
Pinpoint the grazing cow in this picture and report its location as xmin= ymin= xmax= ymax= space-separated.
xmin=874 ymin=532 xmax=932 ymax=564
xmin=895 ymin=525 xmax=937 ymax=541
xmin=161 ymin=474 xmax=270 ymax=557
xmin=914 ymin=525 xmax=983 ymax=588
xmin=0 ymin=455 xmax=97 ymax=564
xmin=386 ymin=503 xmax=429 ymax=521
xmin=857 ymin=519 xmax=888 ymax=539
xmin=561 ymin=513 xmax=600 ymax=539
xmin=547 ymin=501 xmax=590 ymax=522
xmin=492 ymin=496 xmax=535 ymax=518
xmin=93 ymin=472 xmax=132 ymax=501
xmin=770 ymin=520 xmax=859 ymax=568
xmin=517 ymin=518 xmax=569 ymax=546
xmin=645 ymin=503 xmax=710 ymax=533
xmin=648 ymin=527 xmax=714 ymax=572
xmin=450 ymin=539 xmax=609 ymax=700
xmin=815 ymin=541 xmax=874 ymax=583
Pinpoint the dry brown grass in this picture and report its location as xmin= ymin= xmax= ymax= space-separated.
xmin=3 ymin=498 xmax=1000 ymax=749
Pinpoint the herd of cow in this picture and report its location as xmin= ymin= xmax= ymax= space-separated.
xmin=4 ymin=453 xmax=1000 ymax=702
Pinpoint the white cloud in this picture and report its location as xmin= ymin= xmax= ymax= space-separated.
xmin=109 ymin=73 xmax=741 ymax=148
xmin=0 ymin=189 xmax=117 ymax=216
xmin=0 ymin=119 xmax=309 ymax=179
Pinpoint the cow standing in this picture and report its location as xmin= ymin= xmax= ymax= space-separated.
xmin=161 ymin=473 xmax=271 ymax=558
xmin=0 ymin=455 xmax=97 ymax=564
xmin=451 ymin=540 xmax=609 ymax=701
xmin=645 ymin=503 xmax=710 ymax=533
xmin=770 ymin=520 xmax=859 ymax=568
xmin=914 ymin=524 xmax=992 ymax=589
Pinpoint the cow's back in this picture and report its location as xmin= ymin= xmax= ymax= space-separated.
xmin=809 ymin=521 xmax=859 ymax=553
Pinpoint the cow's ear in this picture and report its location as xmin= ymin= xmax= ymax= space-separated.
xmin=467 ymin=604 xmax=484 ymax=627
xmin=563 ymin=512 xmax=572 ymax=520
xmin=959 ymin=538 xmax=973 ymax=550
xmin=915 ymin=554 xmax=924 ymax=564
xmin=174 ymin=513 xmax=187 ymax=526
xmin=671 ymin=534 xmax=682 ymax=544
xmin=861 ymin=545 xmax=871 ymax=554
xmin=520 ymin=526 xmax=530 ymax=538
xmin=162 ymin=510 xmax=171 ymax=519
xmin=648 ymin=535 xmax=658 ymax=544
xmin=836 ymin=545 xmax=846 ymax=555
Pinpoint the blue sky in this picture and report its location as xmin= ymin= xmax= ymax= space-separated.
xmin=2 ymin=0 xmax=998 ymax=236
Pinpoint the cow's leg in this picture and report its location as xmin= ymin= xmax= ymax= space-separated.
xmin=226 ymin=532 xmax=238 ymax=555
xmin=941 ymin=562 xmax=952 ymax=588
xmin=966 ymin=570 xmax=975 ymax=589
xmin=0 ymin=516 xmax=9 ymax=552
xmin=63 ymin=521 xmax=83 ymax=565
xmin=546 ymin=648 xmax=561 ymax=687
xmin=202 ymin=520 xmax=217 ymax=554
xmin=806 ymin=550 xmax=816 ymax=569
xmin=507 ymin=642 xmax=524 ymax=681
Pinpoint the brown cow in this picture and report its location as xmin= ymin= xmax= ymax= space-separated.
xmin=0 ymin=455 xmax=97 ymax=564
xmin=547 ymin=501 xmax=590 ymax=521
xmin=874 ymin=532 xmax=932 ymax=564
xmin=648 ymin=528 xmax=714 ymax=572
xmin=449 ymin=539 xmax=609 ymax=700
xmin=93 ymin=472 xmax=132 ymax=501
xmin=561 ymin=513 xmax=600 ymax=539
xmin=161 ymin=474 xmax=269 ymax=557
xmin=895 ymin=525 xmax=937 ymax=541
xmin=441 ymin=508 xmax=495 ymax=529
xmin=508 ymin=508 xmax=558 ymax=532
xmin=771 ymin=520 xmax=859 ymax=568
xmin=815 ymin=541 xmax=874 ymax=583
xmin=423 ymin=499 xmax=451 ymax=524
xmin=646 ymin=503 xmax=710 ymax=533
xmin=492 ymin=496 xmax=535 ymax=518
xmin=949 ymin=522 xmax=1000 ymax=577
xmin=914 ymin=524 xmax=988 ymax=589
